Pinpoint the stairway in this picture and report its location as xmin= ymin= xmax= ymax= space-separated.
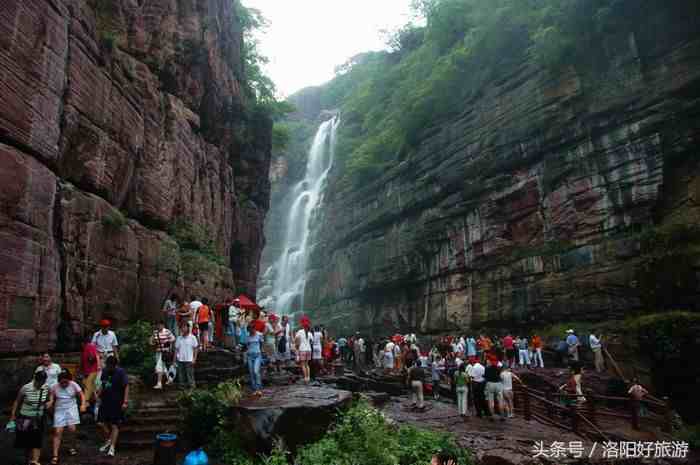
xmin=120 ymin=347 xmax=244 ymax=450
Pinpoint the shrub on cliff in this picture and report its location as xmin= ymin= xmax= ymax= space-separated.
xmin=118 ymin=320 xmax=155 ymax=381
xmin=101 ymin=209 xmax=127 ymax=230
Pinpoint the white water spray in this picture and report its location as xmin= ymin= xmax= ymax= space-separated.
xmin=259 ymin=116 xmax=340 ymax=314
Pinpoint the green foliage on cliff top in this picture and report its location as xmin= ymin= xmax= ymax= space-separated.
xmin=318 ymin=0 xmax=633 ymax=186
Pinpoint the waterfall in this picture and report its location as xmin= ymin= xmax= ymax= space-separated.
xmin=259 ymin=116 xmax=340 ymax=314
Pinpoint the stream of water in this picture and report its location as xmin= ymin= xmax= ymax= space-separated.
xmin=258 ymin=116 xmax=340 ymax=314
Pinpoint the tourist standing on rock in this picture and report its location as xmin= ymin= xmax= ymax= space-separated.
xmin=163 ymin=294 xmax=179 ymax=337
xmin=246 ymin=320 xmax=264 ymax=396
xmin=280 ymin=315 xmax=292 ymax=365
xmin=517 ymin=336 xmax=530 ymax=367
xmin=175 ymin=324 xmax=198 ymax=389
xmin=9 ymin=370 xmax=49 ymax=465
xmin=93 ymin=320 xmax=119 ymax=365
xmin=48 ymin=371 xmax=87 ymax=463
xmin=35 ymin=353 xmax=62 ymax=389
xmin=96 ymin=356 xmax=129 ymax=457
xmin=194 ymin=298 xmax=213 ymax=352
xmin=470 ymin=358 xmax=487 ymax=417
xmin=228 ymin=300 xmax=240 ymax=347
xmin=295 ymin=316 xmax=313 ymax=383
xmin=311 ymin=326 xmax=324 ymax=378
xmin=484 ymin=357 xmax=505 ymax=420
xmin=150 ymin=320 xmax=176 ymax=390
xmin=500 ymin=365 xmax=522 ymax=418
xmin=353 ymin=332 xmax=364 ymax=374
xmin=566 ymin=329 xmax=580 ymax=362
xmin=263 ymin=315 xmax=278 ymax=374
xmin=337 ymin=336 xmax=348 ymax=363
xmin=393 ymin=339 xmax=403 ymax=373
xmin=589 ymin=332 xmax=605 ymax=372
xmin=503 ymin=334 xmax=515 ymax=368
xmin=531 ymin=334 xmax=544 ymax=368
xmin=431 ymin=356 xmax=443 ymax=400
xmin=383 ymin=338 xmax=395 ymax=374
xmin=80 ymin=334 xmax=101 ymax=408
xmin=406 ymin=358 xmax=425 ymax=410
xmin=454 ymin=364 xmax=469 ymax=418
xmin=466 ymin=335 xmax=477 ymax=359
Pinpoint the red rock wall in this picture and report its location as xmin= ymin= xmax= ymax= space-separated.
xmin=0 ymin=0 xmax=271 ymax=354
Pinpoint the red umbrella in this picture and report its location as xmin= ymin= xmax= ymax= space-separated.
xmin=233 ymin=294 xmax=259 ymax=310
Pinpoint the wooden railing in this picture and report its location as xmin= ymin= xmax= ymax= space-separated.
xmin=512 ymin=383 xmax=673 ymax=441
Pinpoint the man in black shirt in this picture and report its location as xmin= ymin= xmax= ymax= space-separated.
xmin=484 ymin=359 xmax=505 ymax=420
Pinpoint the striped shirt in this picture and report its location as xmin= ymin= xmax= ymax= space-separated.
xmin=152 ymin=329 xmax=175 ymax=352
xmin=19 ymin=382 xmax=49 ymax=417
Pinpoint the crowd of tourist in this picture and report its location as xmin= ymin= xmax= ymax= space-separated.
xmin=6 ymin=292 xmax=655 ymax=465
xmin=8 ymin=323 xmax=129 ymax=463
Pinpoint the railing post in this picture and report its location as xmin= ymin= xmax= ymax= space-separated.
xmin=631 ymin=399 xmax=640 ymax=430
xmin=588 ymin=395 xmax=597 ymax=426
xmin=570 ymin=403 xmax=579 ymax=433
xmin=663 ymin=396 xmax=673 ymax=433
xmin=523 ymin=386 xmax=532 ymax=421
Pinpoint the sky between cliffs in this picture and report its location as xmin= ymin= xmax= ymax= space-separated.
xmin=241 ymin=0 xmax=415 ymax=97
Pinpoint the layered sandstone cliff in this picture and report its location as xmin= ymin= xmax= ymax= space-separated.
xmin=0 ymin=0 xmax=271 ymax=353
xmin=300 ymin=9 xmax=700 ymax=335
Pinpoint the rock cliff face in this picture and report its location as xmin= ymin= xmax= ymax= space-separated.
xmin=303 ymin=11 xmax=700 ymax=335
xmin=0 ymin=0 xmax=271 ymax=354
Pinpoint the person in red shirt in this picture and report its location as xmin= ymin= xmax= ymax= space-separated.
xmin=502 ymin=334 xmax=515 ymax=368
xmin=531 ymin=334 xmax=544 ymax=368
xmin=195 ymin=298 xmax=213 ymax=352
xmin=80 ymin=334 xmax=100 ymax=407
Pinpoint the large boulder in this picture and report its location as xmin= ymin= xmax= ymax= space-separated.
xmin=230 ymin=385 xmax=352 ymax=454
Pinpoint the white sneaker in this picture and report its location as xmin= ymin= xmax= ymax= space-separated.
xmin=154 ymin=383 xmax=162 ymax=390
xmin=99 ymin=441 xmax=112 ymax=453
xmin=108 ymin=446 xmax=115 ymax=457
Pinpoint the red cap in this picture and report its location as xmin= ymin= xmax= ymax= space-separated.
xmin=300 ymin=315 xmax=311 ymax=329
xmin=99 ymin=319 xmax=110 ymax=327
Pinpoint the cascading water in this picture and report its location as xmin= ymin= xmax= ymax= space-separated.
xmin=259 ymin=116 xmax=340 ymax=314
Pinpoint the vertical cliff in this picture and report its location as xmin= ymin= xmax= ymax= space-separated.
xmin=0 ymin=0 xmax=272 ymax=353
xmin=302 ymin=2 xmax=700 ymax=335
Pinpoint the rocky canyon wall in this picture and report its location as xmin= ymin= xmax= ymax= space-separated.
xmin=303 ymin=7 xmax=700 ymax=336
xmin=0 ymin=0 xmax=271 ymax=354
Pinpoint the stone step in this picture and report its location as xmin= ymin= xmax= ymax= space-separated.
xmin=127 ymin=413 xmax=181 ymax=426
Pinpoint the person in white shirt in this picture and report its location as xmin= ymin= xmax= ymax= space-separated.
xmin=589 ymin=333 xmax=605 ymax=372
xmin=189 ymin=296 xmax=203 ymax=313
xmin=500 ymin=366 xmax=522 ymax=418
xmin=92 ymin=320 xmax=119 ymax=366
xmin=295 ymin=320 xmax=313 ymax=384
xmin=470 ymin=361 xmax=487 ymax=417
xmin=353 ymin=333 xmax=365 ymax=373
xmin=175 ymin=325 xmax=198 ymax=389
xmin=35 ymin=353 xmax=62 ymax=388
xmin=150 ymin=321 xmax=175 ymax=389
xmin=384 ymin=340 xmax=395 ymax=373
xmin=47 ymin=371 xmax=87 ymax=461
